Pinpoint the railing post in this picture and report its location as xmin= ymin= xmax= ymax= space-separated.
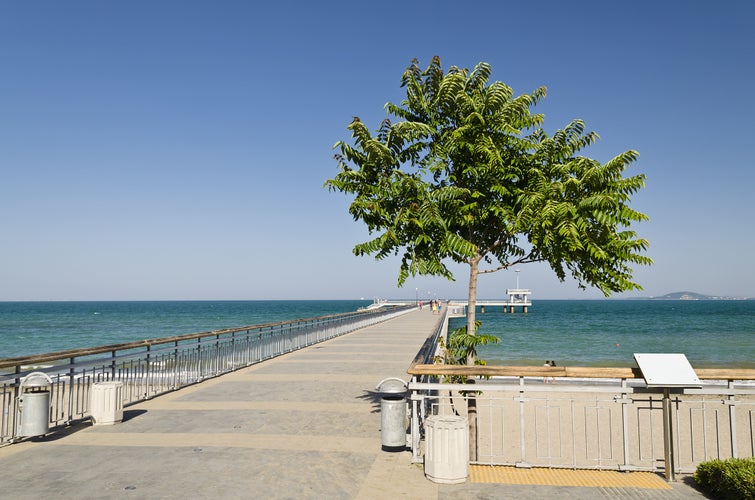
xmin=410 ymin=379 xmax=421 ymax=463
xmin=617 ymin=378 xmax=634 ymax=470
xmin=196 ymin=338 xmax=202 ymax=381
xmin=727 ymin=379 xmax=738 ymax=458
xmin=145 ymin=345 xmax=152 ymax=398
xmin=516 ymin=375 xmax=530 ymax=468
xmin=67 ymin=357 xmax=76 ymax=424
xmin=11 ymin=366 xmax=21 ymax=442
xmin=173 ymin=340 xmax=179 ymax=389
xmin=214 ymin=334 xmax=221 ymax=375
xmin=110 ymin=350 xmax=116 ymax=380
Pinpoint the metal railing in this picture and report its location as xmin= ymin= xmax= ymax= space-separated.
xmin=407 ymin=362 xmax=755 ymax=475
xmin=1 ymin=305 xmax=414 ymax=445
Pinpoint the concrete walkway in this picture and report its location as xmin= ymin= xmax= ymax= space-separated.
xmin=0 ymin=309 xmax=708 ymax=499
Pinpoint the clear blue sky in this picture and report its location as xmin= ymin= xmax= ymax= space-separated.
xmin=1 ymin=1 xmax=753 ymax=301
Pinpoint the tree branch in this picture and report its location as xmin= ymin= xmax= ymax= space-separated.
xmin=478 ymin=253 xmax=543 ymax=274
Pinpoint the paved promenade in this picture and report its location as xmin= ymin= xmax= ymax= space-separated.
xmin=0 ymin=309 xmax=707 ymax=499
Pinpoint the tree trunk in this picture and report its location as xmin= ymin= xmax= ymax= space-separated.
xmin=466 ymin=258 xmax=479 ymax=362
xmin=466 ymin=257 xmax=479 ymax=461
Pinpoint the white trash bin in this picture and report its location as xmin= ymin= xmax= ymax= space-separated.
xmin=424 ymin=415 xmax=469 ymax=484
xmin=90 ymin=381 xmax=124 ymax=425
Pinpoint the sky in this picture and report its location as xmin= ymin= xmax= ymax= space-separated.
xmin=1 ymin=1 xmax=753 ymax=301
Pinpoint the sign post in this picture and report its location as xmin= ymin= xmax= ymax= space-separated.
xmin=633 ymin=353 xmax=702 ymax=482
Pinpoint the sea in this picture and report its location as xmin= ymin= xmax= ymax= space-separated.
xmin=454 ymin=300 xmax=755 ymax=369
xmin=0 ymin=300 xmax=753 ymax=369
xmin=0 ymin=300 xmax=369 ymax=359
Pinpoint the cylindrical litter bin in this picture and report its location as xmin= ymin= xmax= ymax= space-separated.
xmin=376 ymin=377 xmax=408 ymax=451
xmin=424 ymin=415 xmax=469 ymax=484
xmin=17 ymin=372 xmax=53 ymax=438
xmin=90 ymin=381 xmax=124 ymax=425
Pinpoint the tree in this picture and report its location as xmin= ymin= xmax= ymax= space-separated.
xmin=326 ymin=57 xmax=651 ymax=347
xmin=326 ymin=57 xmax=651 ymax=460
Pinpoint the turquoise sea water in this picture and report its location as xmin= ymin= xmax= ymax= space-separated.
xmin=451 ymin=300 xmax=755 ymax=368
xmin=0 ymin=300 xmax=370 ymax=359
xmin=0 ymin=300 xmax=753 ymax=368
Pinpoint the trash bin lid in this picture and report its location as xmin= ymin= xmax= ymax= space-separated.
xmin=21 ymin=371 xmax=53 ymax=389
xmin=376 ymin=377 xmax=408 ymax=394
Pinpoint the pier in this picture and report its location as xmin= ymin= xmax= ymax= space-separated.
xmin=0 ymin=309 xmax=443 ymax=498
xmin=0 ymin=309 xmax=742 ymax=498
xmin=368 ymin=288 xmax=533 ymax=315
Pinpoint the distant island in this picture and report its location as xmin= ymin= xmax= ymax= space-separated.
xmin=644 ymin=291 xmax=751 ymax=300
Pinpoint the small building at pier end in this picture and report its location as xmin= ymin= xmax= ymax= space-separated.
xmin=504 ymin=288 xmax=531 ymax=313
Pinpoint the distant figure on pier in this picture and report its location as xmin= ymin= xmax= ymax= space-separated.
xmin=543 ymin=361 xmax=551 ymax=383
xmin=549 ymin=360 xmax=556 ymax=383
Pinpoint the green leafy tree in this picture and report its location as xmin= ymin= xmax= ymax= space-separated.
xmin=326 ymin=57 xmax=651 ymax=350
xmin=327 ymin=58 xmax=651 ymax=460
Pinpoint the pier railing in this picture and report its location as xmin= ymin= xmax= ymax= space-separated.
xmin=407 ymin=363 xmax=755 ymax=475
xmin=0 ymin=305 xmax=414 ymax=445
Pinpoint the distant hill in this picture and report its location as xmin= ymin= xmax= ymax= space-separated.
xmin=649 ymin=291 xmax=747 ymax=300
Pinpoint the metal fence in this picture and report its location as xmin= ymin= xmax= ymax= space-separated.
xmin=408 ymin=377 xmax=755 ymax=474
xmin=408 ymin=307 xmax=755 ymax=476
xmin=407 ymin=310 xmax=755 ymax=475
xmin=1 ymin=305 xmax=413 ymax=445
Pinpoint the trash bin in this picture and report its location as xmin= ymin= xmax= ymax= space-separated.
xmin=375 ymin=377 xmax=408 ymax=451
xmin=90 ymin=381 xmax=124 ymax=425
xmin=424 ymin=415 xmax=469 ymax=484
xmin=17 ymin=372 xmax=53 ymax=438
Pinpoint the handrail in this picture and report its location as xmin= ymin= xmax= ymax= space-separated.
xmin=407 ymin=363 xmax=755 ymax=380
xmin=408 ymin=308 xmax=447 ymax=370
xmin=1 ymin=305 xmax=415 ymax=445
xmin=0 ymin=310 xmax=389 ymax=370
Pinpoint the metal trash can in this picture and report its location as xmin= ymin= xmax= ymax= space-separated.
xmin=90 ymin=381 xmax=124 ymax=425
xmin=17 ymin=372 xmax=53 ymax=438
xmin=376 ymin=377 xmax=408 ymax=451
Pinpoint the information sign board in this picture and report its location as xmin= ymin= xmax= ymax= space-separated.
xmin=633 ymin=353 xmax=702 ymax=388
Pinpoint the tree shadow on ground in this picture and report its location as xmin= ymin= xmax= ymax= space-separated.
xmin=358 ymin=390 xmax=384 ymax=414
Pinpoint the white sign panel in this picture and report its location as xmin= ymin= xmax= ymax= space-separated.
xmin=633 ymin=353 xmax=702 ymax=388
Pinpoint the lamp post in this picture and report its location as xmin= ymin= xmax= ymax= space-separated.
xmin=515 ymin=269 xmax=520 ymax=289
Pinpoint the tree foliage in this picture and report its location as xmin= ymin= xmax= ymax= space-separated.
xmin=434 ymin=322 xmax=499 ymax=380
xmin=326 ymin=57 xmax=651 ymax=341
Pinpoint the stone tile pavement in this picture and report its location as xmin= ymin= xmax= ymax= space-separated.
xmin=0 ymin=309 xmax=709 ymax=498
